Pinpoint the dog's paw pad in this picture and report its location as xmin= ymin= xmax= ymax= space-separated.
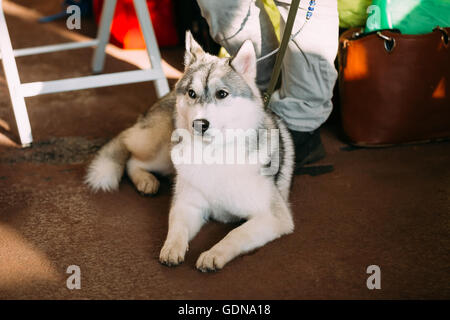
xmin=159 ymin=241 xmax=187 ymax=267
xmin=196 ymin=250 xmax=227 ymax=272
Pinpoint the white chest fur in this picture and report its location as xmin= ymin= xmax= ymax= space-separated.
xmin=173 ymin=139 xmax=274 ymax=221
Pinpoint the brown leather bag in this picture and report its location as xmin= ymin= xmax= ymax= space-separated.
xmin=338 ymin=27 xmax=450 ymax=146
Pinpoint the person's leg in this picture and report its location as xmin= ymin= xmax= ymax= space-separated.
xmin=196 ymin=0 xmax=278 ymax=90
xmin=270 ymin=0 xmax=339 ymax=166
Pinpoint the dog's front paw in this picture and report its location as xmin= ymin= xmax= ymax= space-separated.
xmin=135 ymin=173 xmax=160 ymax=195
xmin=196 ymin=249 xmax=229 ymax=272
xmin=159 ymin=240 xmax=188 ymax=267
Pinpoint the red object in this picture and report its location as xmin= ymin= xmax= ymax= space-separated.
xmin=93 ymin=0 xmax=179 ymax=49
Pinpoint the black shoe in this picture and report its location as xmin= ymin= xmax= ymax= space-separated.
xmin=289 ymin=129 xmax=332 ymax=175
xmin=290 ymin=129 xmax=325 ymax=165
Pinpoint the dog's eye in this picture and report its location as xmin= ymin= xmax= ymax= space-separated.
xmin=216 ymin=90 xmax=229 ymax=99
xmin=188 ymin=89 xmax=197 ymax=99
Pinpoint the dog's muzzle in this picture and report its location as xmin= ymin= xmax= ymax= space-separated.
xmin=192 ymin=119 xmax=209 ymax=135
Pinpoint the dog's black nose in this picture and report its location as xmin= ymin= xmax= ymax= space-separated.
xmin=192 ymin=119 xmax=209 ymax=134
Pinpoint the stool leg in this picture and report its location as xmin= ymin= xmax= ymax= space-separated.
xmin=0 ymin=2 xmax=32 ymax=147
xmin=133 ymin=0 xmax=170 ymax=98
xmin=92 ymin=0 xmax=117 ymax=74
xmin=154 ymin=77 xmax=170 ymax=98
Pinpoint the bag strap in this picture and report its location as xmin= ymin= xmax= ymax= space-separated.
xmin=263 ymin=0 xmax=301 ymax=108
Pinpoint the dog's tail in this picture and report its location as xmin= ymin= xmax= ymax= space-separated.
xmin=85 ymin=132 xmax=130 ymax=192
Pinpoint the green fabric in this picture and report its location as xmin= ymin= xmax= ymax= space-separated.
xmin=338 ymin=0 xmax=372 ymax=28
xmin=365 ymin=0 xmax=450 ymax=34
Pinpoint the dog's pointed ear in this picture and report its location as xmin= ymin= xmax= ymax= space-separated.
xmin=184 ymin=30 xmax=204 ymax=68
xmin=230 ymin=40 xmax=257 ymax=79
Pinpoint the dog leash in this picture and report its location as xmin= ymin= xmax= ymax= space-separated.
xmin=262 ymin=0 xmax=316 ymax=108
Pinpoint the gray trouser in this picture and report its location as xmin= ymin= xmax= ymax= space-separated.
xmin=196 ymin=0 xmax=339 ymax=132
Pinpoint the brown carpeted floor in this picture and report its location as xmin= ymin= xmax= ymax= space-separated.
xmin=0 ymin=1 xmax=449 ymax=300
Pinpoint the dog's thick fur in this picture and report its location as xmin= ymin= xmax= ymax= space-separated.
xmin=86 ymin=32 xmax=295 ymax=271
xmin=85 ymin=92 xmax=175 ymax=194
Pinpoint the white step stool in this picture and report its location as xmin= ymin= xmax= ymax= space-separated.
xmin=0 ymin=0 xmax=170 ymax=147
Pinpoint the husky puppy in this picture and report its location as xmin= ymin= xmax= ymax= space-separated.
xmin=86 ymin=32 xmax=295 ymax=271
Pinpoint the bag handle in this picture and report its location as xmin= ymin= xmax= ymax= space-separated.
xmin=377 ymin=31 xmax=396 ymax=53
xmin=433 ymin=26 xmax=449 ymax=47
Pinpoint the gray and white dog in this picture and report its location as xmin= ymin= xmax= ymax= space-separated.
xmin=86 ymin=31 xmax=295 ymax=271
